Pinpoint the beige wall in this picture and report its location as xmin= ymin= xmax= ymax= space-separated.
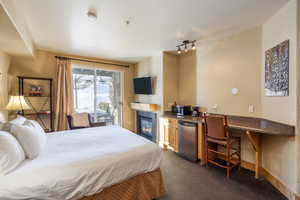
xmin=262 ymin=0 xmax=297 ymax=125
xmin=197 ymin=27 xmax=262 ymax=165
xmin=178 ymin=51 xmax=197 ymax=105
xmin=9 ymin=50 xmax=57 ymax=94
xmin=9 ymin=50 xmax=136 ymax=131
xmin=162 ymin=51 xmax=197 ymax=110
xmin=197 ymin=27 xmax=262 ymax=117
xmin=261 ymin=0 xmax=298 ymax=193
xmin=163 ymin=53 xmax=179 ymax=110
xmin=0 ymin=51 xmax=11 ymax=122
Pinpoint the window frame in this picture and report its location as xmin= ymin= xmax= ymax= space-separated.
xmin=72 ymin=64 xmax=124 ymax=126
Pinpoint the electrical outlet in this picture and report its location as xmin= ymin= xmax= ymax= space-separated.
xmin=213 ymin=104 xmax=218 ymax=109
xmin=248 ymin=105 xmax=254 ymax=113
xmin=211 ymin=104 xmax=218 ymax=113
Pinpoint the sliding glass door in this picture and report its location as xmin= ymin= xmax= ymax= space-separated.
xmin=72 ymin=67 xmax=122 ymax=126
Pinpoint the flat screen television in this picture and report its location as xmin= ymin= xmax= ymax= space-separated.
xmin=133 ymin=77 xmax=152 ymax=95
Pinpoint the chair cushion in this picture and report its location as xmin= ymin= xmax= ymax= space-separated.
xmin=71 ymin=113 xmax=90 ymax=128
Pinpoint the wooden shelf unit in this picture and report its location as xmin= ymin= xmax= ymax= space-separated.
xmin=18 ymin=76 xmax=54 ymax=132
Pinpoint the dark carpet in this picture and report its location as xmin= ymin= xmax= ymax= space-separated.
xmin=159 ymin=150 xmax=287 ymax=200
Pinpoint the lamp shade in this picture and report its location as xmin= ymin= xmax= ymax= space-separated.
xmin=4 ymin=96 xmax=31 ymax=111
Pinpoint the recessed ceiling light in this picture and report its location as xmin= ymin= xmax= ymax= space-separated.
xmin=87 ymin=10 xmax=97 ymax=21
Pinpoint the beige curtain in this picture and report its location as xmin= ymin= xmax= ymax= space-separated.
xmin=54 ymin=58 xmax=74 ymax=131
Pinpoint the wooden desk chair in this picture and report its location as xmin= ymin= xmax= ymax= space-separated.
xmin=204 ymin=113 xmax=241 ymax=177
xmin=67 ymin=113 xmax=106 ymax=130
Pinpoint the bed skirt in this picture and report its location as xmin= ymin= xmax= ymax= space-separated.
xmin=80 ymin=168 xmax=166 ymax=200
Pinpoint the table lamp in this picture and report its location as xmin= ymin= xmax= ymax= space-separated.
xmin=4 ymin=96 xmax=31 ymax=115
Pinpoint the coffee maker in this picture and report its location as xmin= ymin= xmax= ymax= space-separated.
xmin=191 ymin=106 xmax=200 ymax=117
xmin=171 ymin=103 xmax=191 ymax=116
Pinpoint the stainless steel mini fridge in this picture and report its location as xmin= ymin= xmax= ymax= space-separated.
xmin=177 ymin=120 xmax=198 ymax=162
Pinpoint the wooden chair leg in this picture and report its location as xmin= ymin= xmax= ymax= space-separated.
xmin=238 ymin=138 xmax=241 ymax=171
xmin=227 ymin=143 xmax=230 ymax=178
xmin=206 ymin=139 xmax=209 ymax=167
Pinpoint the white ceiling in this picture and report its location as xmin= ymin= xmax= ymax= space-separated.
xmin=0 ymin=5 xmax=31 ymax=56
xmin=12 ymin=0 xmax=288 ymax=61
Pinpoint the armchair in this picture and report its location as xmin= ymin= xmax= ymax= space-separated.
xmin=67 ymin=113 xmax=106 ymax=130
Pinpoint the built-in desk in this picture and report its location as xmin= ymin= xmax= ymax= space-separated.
xmin=228 ymin=115 xmax=294 ymax=136
xmin=161 ymin=112 xmax=295 ymax=179
xmin=227 ymin=115 xmax=294 ymax=178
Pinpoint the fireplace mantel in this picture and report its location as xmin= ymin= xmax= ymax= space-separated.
xmin=131 ymin=103 xmax=159 ymax=112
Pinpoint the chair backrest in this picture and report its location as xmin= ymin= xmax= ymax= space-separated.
xmin=204 ymin=113 xmax=228 ymax=140
xmin=67 ymin=113 xmax=92 ymax=129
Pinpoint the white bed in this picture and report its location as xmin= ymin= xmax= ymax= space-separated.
xmin=0 ymin=126 xmax=162 ymax=200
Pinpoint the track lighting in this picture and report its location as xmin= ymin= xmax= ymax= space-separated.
xmin=177 ymin=46 xmax=181 ymax=54
xmin=192 ymin=42 xmax=196 ymax=50
xmin=176 ymin=40 xmax=196 ymax=54
xmin=184 ymin=44 xmax=188 ymax=52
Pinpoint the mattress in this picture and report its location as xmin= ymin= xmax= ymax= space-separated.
xmin=0 ymin=126 xmax=162 ymax=200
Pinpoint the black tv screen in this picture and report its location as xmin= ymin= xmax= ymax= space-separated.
xmin=133 ymin=77 xmax=152 ymax=95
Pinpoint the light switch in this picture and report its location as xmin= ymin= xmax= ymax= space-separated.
xmin=248 ymin=105 xmax=254 ymax=113
xmin=212 ymin=104 xmax=218 ymax=113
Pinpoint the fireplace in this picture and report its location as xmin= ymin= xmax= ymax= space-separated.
xmin=136 ymin=111 xmax=157 ymax=142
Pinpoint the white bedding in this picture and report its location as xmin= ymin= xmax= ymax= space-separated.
xmin=0 ymin=126 xmax=162 ymax=200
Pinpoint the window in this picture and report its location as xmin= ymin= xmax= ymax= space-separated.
xmin=72 ymin=66 xmax=122 ymax=125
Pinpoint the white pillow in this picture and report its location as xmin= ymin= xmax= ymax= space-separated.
xmin=23 ymin=120 xmax=45 ymax=133
xmin=11 ymin=125 xmax=47 ymax=159
xmin=10 ymin=115 xmax=27 ymax=125
xmin=0 ymin=131 xmax=25 ymax=175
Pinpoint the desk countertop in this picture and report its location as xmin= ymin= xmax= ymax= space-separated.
xmin=161 ymin=112 xmax=295 ymax=136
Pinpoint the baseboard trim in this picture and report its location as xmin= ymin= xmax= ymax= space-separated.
xmin=262 ymin=168 xmax=295 ymax=200
xmin=240 ymin=160 xmax=255 ymax=171
xmin=215 ymin=156 xmax=296 ymax=200
xmin=240 ymin=160 xmax=296 ymax=200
